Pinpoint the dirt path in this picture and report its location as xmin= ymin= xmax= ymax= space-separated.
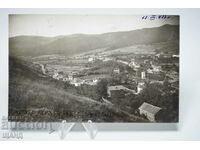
xmin=33 ymin=62 xmax=46 ymax=74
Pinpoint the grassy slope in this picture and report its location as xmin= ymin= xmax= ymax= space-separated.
xmin=9 ymin=57 xmax=146 ymax=122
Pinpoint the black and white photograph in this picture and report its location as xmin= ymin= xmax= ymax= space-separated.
xmin=9 ymin=14 xmax=179 ymax=123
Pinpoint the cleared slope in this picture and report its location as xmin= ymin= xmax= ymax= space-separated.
xmin=9 ymin=57 xmax=146 ymax=122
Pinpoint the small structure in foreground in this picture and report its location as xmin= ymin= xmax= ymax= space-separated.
xmin=138 ymin=102 xmax=162 ymax=122
xmin=107 ymin=85 xmax=136 ymax=97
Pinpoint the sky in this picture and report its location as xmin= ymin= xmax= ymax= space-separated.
xmin=9 ymin=14 xmax=179 ymax=37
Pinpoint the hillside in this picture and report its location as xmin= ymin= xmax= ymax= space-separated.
xmin=9 ymin=24 xmax=179 ymax=57
xmin=9 ymin=57 xmax=146 ymax=122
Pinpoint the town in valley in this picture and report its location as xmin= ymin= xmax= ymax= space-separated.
xmin=9 ymin=15 xmax=179 ymax=122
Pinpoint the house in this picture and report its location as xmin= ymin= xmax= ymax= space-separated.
xmin=107 ymin=85 xmax=136 ymax=97
xmin=113 ymin=68 xmax=120 ymax=74
xmin=139 ymin=102 xmax=162 ymax=122
xmin=84 ymin=78 xmax=98 ymax=86
xmin=137 ymin=82 xmax=145 ymax=94
xmin=52 ymin=72 xmax=63 ymax=80
xmin=129 ymin=60 xmax=140 ymax=69
xmin=70 ymin=78 xmax=84 ymax=87
xmin=93 ymin=78 xmax=98 ymax=84
xmin=53 ymin=72 xmax=59 ymax=79
xmin=155 ymin=53 xmax=161 ymax=58
xmin=172 ymin=54 xmax=179 ymax=58
xmin=151 ymin=65 xmax=161 ymax=72
xmin=147 ymin=68 xmax=153 ymax=74
xmin=97 ymin=56 xmax=104 ymax=60
xmin=135 ymin=68 xmax=145 ymax=78
xmin=141 ymin=71 xmax=146 ymax=79
xmin=68 ymin=74 xmax=73 ymax=80
xmin=88 ymin=57 xmax=95 ymax=62
xmin=163 ymin=54 xmax=172 ymax=58
xmin=57 ymin=74 xmax=63 ymax=80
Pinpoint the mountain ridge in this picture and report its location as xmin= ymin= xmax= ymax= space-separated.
xmin=9 ymin=24 xmax=179 ymax=57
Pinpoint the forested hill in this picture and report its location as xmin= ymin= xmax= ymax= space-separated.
xmin=9 ymin=24 xmax=179 ymax=57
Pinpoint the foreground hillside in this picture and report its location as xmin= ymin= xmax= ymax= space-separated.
xmin=9 ymin=57 xmax=146 ymax=122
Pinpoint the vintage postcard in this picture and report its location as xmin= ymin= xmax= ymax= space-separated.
xmin=9 ymin=14 xmax=179 ymax=122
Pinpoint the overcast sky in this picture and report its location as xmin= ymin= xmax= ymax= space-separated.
xmin=9 ymin=14 xmax=179 ymax=37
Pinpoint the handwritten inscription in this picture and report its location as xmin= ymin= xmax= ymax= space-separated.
xmin=142 ymin=15 xmax=170 ymax=20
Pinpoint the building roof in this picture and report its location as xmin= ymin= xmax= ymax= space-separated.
xmin=108 ymin=85 xmax=128 ymax=91
xmin=108 ymin=85 xmax=136 ymax=93
xmin=139 ymin=102 xmax=162 ymax=115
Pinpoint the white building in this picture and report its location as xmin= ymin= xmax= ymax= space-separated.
xmin=53 ymin=72 xmax=59 ymax=79
xmin=129 ymin=60 xmax=140 ymax=69
xmin=152 ymin=65 xmax=161 ymax=72
xmin=155 ymin=53 xmax=161 ymax=58
xmin=113 ymin=68 xmax=120 ymax=74
xmin=137 ymin=82 xmax=145 ymax=94
xmin=172 ymin=54 xmax=179 ymax=58
xmin=84 ymin=78 xmax=98 ymax=86
xmin=68 ymin=74 xmax=73 ymax=80
xmin=88 ymin=57 xmax=95 ymax=62
xmin=139 ymin=102 xmax=162 ymax=122
xmin=147 ymin=68 xmax=153 ymax=74
xmin=93 ymin=79 xmax=98 ymax=84
xmin=70 ymin=78 xmax=84 ymax=87
xmin=52 ymin=72 xmax=63 ymax=80
xmin=141 ymin=71 xmax=146 ymax=79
